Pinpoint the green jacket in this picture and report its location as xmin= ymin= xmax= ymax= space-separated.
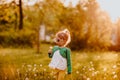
xmin=48 ymin=46 xmax=72 ymax=74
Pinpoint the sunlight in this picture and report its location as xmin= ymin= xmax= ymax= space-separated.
xmin=60 ymin=0 xmax=80 ymax=7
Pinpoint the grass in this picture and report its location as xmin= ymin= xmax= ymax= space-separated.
xmin=0 ymin=43 xmax=120 ymax=80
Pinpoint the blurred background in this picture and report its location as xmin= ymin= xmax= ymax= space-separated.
xmin=0 ymin=0 xmax=120 ymax=51
xmin=0 ymin=0 xmax=120 ymax=80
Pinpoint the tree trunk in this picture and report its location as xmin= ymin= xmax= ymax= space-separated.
xmin=19 ymin=0 xmax=23 ymax=30
xmin=37 ymin=27 xmax=40 ymax=53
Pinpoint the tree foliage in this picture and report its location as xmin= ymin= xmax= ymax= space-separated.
xmin=0 ymin=0 xmax=118 ymax=50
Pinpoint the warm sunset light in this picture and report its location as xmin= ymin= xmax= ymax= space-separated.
xmin=0 ymin=0 xmax=120 ymax=80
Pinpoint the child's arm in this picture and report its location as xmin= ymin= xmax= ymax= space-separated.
xmin=48 ymin=46 xmax=53 ymax=58
xmin=66 ymin=48 xmax=72 ymax=74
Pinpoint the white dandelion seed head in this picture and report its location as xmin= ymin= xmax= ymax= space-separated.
xmin=34 ymin=73 xmax=37 ymax=77
xmin=112 ymin=72 xmax=116 ymax=75
xmin=113 ymin=65 xmax=117 ymax=69
xmin=76 ymin=71 xmax=79 ymax=74
xmin=44 ymin=68 xmax=46 ymax=71
xmin=34 ymin=64 xmax=37 ymax=67
xmin=33 ymin=67 xmax=36 ymax=72
xmin=27 ymin=64 xmax=32 ymax=68
xmin=87 ymin=77 xmax=90 ymax=80
xmin=40 ymin=64 xmax=43 ymax=67
xmin=113 ymin=75 xmax=117 ymax=79
xmin=103 ymin=68 xmax=107 ymax=72
xmin=25 ymin=77 xmax=29 ymax=80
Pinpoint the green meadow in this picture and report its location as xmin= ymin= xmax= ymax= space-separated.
xmin=0 ymin=43 xmax=120 ymax=80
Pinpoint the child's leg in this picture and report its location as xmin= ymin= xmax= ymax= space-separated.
xmin=57 ymin=69 xmax=66 ymax=80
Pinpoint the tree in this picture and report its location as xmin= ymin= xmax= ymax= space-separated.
xmin=19 ymin=0 xmax=23 ymax=30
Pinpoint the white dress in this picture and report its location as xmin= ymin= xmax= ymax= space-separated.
xmin=49 ymin=50 xmax=67 ymax=70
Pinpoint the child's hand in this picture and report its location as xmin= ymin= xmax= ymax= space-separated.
xmin=48 ymin=46 xmax=53 ymax=54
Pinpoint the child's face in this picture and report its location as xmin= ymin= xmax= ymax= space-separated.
xmin=54 ymin=36 xmax=66 ymax=47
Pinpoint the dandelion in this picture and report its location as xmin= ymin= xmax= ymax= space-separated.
xmin=76 ymin=71 xmax=79 ymax=74
xmin=89 ymin=68 xmax=92 ymax=71
xmin=27 ymin=64 xmax=32 ymax=68
xmin=112 ymin=65 xmax=117 ymax=69
xmin=112 ymin=72 xmax=116 ymax=75
xmin=91 ymin=68 xmax=95 ymax=71
xmin=5 ymin=76 xmax=7 ymax=80
xmin=103 ymin=68 xmax=107 ymax=72
xmin=34 ymin=73 xmax=37 ymax=77
xmin=28 ymin=68 xmax=32 ymax=71
xmin=16 ymin=69 xmax=20 ymax=74
xmin=22 ymin=64 xmax=25 ymax=68
xmin=113 ymin=75 xmax=117 ymax=79
xmin=33 ymin=67 xmax=36 ymax=72
xmin=53 ymin=76 xmax=56 ymax=78
xmin=44 ymin=68 xmax=46 ymax=71
xmin=90 ymin=61 xmax=93 ymax=65
xmin=40 ymin=64 xmax=43 ymax=67
xmin=104 ymin=77 xmax=106 ymax=80
xmin=25 ymin=77 xmax=29 ymax=80
xmin=92 ymin=73 xmax=95 ymax=76
xmin=34 ymin=64 xmax=37 ymax=67
xmin=94 ymin=71 xmax=98 ymax=75
xmin=87 ymin=77 xmax=90 ymax=80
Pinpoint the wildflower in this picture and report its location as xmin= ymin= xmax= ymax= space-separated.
xmin=16 ymin=69 xmax=20 ymax=74
xmin=91 ymin=68 xmax=95 ymax=71
xmin=112 ymin=72 xmax=116 ymax=75
xmin=92 ymin=73 xmax=95 ymax=76
xmin=44 ymin=68 xmax=46 ymax=71
xmin=90 ymin=61 xmax=93 ymax=65
xmin=94 ymin=71 xmax=98 ymax=75
xmin=28 ymin=68 xmax=32 ymax=71
xmin=33 ymin=67 xmax=36 ymax=72
xmin=34 ymin=64 xmax=37 ymax=67
xmin=25 ymin=77 xmax=29 ymax=80
xmin=40 ymin=64 xmax=43 ymax=67
xmin=27 ymin=64 xmax=32 ymax=68
xmin=34 ymin=73 xmax=37 ymax=77
xmin=89 ymin=68 xmax=92 ymax=71
xmin=5 ymin=76 xmax=7 ymax=80
xmin=103 ymin=68 xmax=107 ymax=72
xmin=113 ymin=75 xmax=117 ymax=79
xmin=76 ymin=71 xmax=79 ymax=74
xmin=113 ymin=65 xmax=117 ymax=69
xmin=87 ymin=77 xmax=90 ymax=80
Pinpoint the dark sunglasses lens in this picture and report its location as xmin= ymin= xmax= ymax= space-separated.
xmin=57 ymin=39 xmax=60 ymax=42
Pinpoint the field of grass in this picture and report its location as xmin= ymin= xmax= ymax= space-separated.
xmin=0 ymin=43 xmax=120 ymax=80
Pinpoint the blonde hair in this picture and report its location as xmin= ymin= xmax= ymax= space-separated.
xmin=56 ymin=29 xmax=71 ymax=46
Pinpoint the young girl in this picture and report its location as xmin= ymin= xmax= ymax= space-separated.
xmin=48 ymin=29 xmax=72 ymax=80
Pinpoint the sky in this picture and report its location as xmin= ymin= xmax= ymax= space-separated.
xmin=62 ymin=0 xmax=120 ymax=22
xmin=97 ymin=0 xmax=120 ymax=22
xmin=5 ymin=0 xmax=120 ymax=22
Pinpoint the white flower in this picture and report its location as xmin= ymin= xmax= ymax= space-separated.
xmin=90 ymin=61 xmax=93 ymax=64
xmin=87 ymin=77 xmax=90 ymax=80
xmin=34 ymin=73 xmax=37 ymax=77
xmin=76 ymin=71 xmax=79 ymax=74
xmin=113 ymin=75 xmax=117 ymax=79
xmin=103 ymin=68 xmax=107 ymax=72
xmin=16 ymin=69 xmax=20 ymax=73
xmin=44 ymin=68 xmax=46 ymax=71
xmin=25 ymin=77 xmax=29 ymax=80
xmin=113 ymin=65 xmax=117 ymax=69
xmin=34 ymin=64 xmax=37 ymax=67
xmin=92 ymin=73 xmax=95 ymax=76
xmin=112 ymin=72 xmax=116 ymax=75
xmin=28 ymin=68 xmax=32 ymax=71
xmin=40 ymin=64 xmax=43 ymax=67
xmin=27 ymin=64 xmax=32 ymax=68
xmin=33 ymin=67 xmax=36 ymax=72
